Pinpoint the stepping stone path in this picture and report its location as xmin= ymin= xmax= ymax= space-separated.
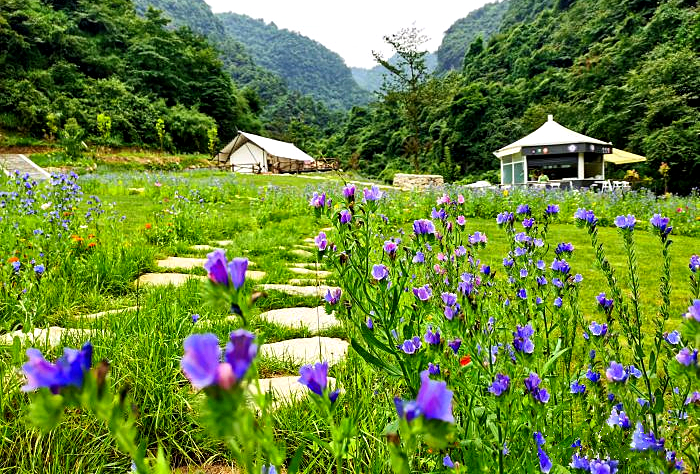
xmin=157 ymin=256 xmax=206 ymax=269
xmin=0 ymin=327 xmax=101 ymax=348
xmin=216 ymin=240 xmax=234 ymax=246
xmin=255 ymin=375 xmax=337 ymax=405
xmin=258 ymin=307 xmax=338 ymax=332
xmin=260 ymin=337 xmax=348 ymax=366
xmin=259 ymin=284 xmax=337 ymax=297
xmin=190 ymin=244 xmax=214 ymax=252
xmin=288 ymin=266 xmax=332 ymax=278
xmin=80 ymin=306 xmax=138 ymax=319
xmin=290 ymin=249 xmax=313 ymax=259
xmin=137 ymin=273 xmax=206 ymax=287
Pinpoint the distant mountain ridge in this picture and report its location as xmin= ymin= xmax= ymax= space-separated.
xmin=351 ymin=52 xmax=437 ymax=93
xmin=216 ymin=13 xmax=371 ymax=110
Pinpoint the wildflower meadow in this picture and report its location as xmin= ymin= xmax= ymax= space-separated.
xmin=1 ymin=169 xmax=699 ymax=473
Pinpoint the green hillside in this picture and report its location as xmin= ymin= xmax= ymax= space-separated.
xmin=351 ymin=52 xmax=437 ymax=93
xmin=436 ymin=0 xmax=510 ymax=73
xmin=217 ymin=13 xmax=371 ymax=110
xmin=333 ymin=0 xmax=700 ymax=193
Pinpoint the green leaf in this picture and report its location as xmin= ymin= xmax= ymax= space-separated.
xmin=350 ymin=338 xmax=402 ymax=377
xmin=27 ymin=390 xmax=65 ymax=433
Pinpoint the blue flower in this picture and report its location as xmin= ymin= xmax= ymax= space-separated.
xmin=596 ymin=293 xmax=613 ymax=311
xmin=488 ymin=373 xmax=510 ymax=396
xmin=537 ymin=445 xmax=552 ymax=473
xmin=225 ymin=329 xmax=257 ymax=380
xmin=448 ymin=339 xmax=461 ymax=354
xmin=412 ymin=251 xmax=425 ymax=263
xmin=675 ymin=347 xmax=698 ymax=366
xmin=395 ymin=370 xmax=454 ymax=423
xmin=371 ymin=264 xmax=389 ymax=281
xmin=664 ymin=330 xmax=681 ymax=345
xmin=517 ymin=288 xmax=527 ymax=299
xmin=513 ymin=323 xmax=535 ymax=353
xmin=362 ymin=185 xmax=383 ymax=202
xmin=314 ymin=232 xmax=328 ymax=251
xmin=649 ymin=213 xmax=672 ymax=237
xmin=555 ymin=242 xmax=574 ymax=255
xmin=342 ymin=184 xmax=355 ymax=199
xmin=339 ymin=209 xmax=352 ymax=224
xmin=614 ymin=214 xmax=636 ymax=230
xmin=522 ymin=217 xmax=535 ymax=229
xmin=228 ymin=258 xmax=248 ymax=290
xmin=412 ymin=284 xmax=432 ymax=301
xmin=428 ymin=362 xmax=440 ymax=375
xmin=554 ymin=297 xmax=562 ymax=307
xmin=181 ymin=334 xmax=222 ymax=389
xmin=606 ymin=361 xmax=629 ymax=382
xmin=443 ymin=455 xmax=454 ymax=468
xmin=551 ymin=258 xmax=571 ymax=274
xmin=366 ymin=317 xmax=374 ymax=329
xmin=309 ymin=192 xmax=328 ymax=208
xmin=589 ymin=459 xmax=618 ymax=474
xmin=630 ymin=422 xmax=664 ymax=451
xmin=570 ymin=454 xmax=589 ymax=470
xmin=412 ymin=219 xmax=436 ymax=235
xmin=574 ymin=208 xmax=598 ymax=227
xmin=684 ymin=299 xmax=700 ymax=322
xmin=34 ymin=264 xmax=45 ymax=275
xmin=516 ymin=204 xmax=531 ymax=215
xmin=524 ymin=372 xmax=549 ymax=403
xmin=191 ymin=313 xmax=200 ymax=323
xmin=204 ymin=249 xmax=230 ymax=286
xmin=607 ymin=407 xmax=631 ymax=429
xmin=570 ymin=380 xmax=586 ymax=394
xmin=401 ymin=337 xmax=422 ymax=354
xmin=299 ymin=361 xmax=339 ymax=402
xmin=690 ymin=255 xmax=700 ymax=273
xmin=324 ymin=288 xmax=342 ymax=305
xmin=22 ymin=342 xmax=93 ymax=394
xmin=431 ymin=207 xmax=447 ymax=220
xmin=589 ymin=321 xmax=607 ymax=337
xmin=496 ymin=211 xmax=514 ymax=226
xmin=424 ymin=325 xmax=441 ymax=345
xmin=545 ymin=204 xmax=559 ymax=215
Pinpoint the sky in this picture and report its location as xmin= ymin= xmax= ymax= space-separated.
xmin=204 ymin=0 xmax=494 ymax=68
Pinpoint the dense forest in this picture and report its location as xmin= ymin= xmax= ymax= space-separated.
xmin=334 ymin=0 xmax=700 ymax=193
xmin=217 ymin=13 xmax=371 ymax=110
xmin=351 ymin=53 xmax=437 ymax=94
xmin=1 ymin=0 xmax=698 ymax=192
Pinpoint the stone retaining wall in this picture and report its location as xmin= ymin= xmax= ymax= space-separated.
xmin=393 ymin=173 xmax=444 ymax=190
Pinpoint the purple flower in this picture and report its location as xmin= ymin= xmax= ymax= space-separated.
xmin=533 ymin=431 xmax=545 ymax=447
xmin=503 ymin=257 xmax=514 ymax=267
xmin=545 ymin=204 xmax=559 ymax=215
xmin=428 ymin=362 xmax=440 ymax=375
xmin=570 ymin=454 xmax=589 ymax=470
xmin=443 ymin=455 xmax=454 ymax=468
xmin=496 ymin=211 xmax=514 ymax=225
xmin=366 ymin=317 xmax=374 ymax=329
xmin=363 ymin=185 xmax=383 ymax=202
xmin=606 ymin=361 xmax=629 ymax=382
xmin=401 ymin=337 xmax=422 ymax=354
xmin=517 ymin=288 xmax=527 ymax=299
xmin=12 ymin=260 xmax=21 ymax=272
xmin=468 ymin=231 xmax=488 ymax=245
xmin=413 ymin=219 xmax=436 ymax=235
xmin=191 ymin=313 xmax=200 ymax=323
xmin=324 ymin=288 xmax=342 ymax=305
xmin=607 ymin=407 xmax=631 ymax=429
xmin=315 ymin=232 xmax=328 ymax=251
xmin=372 ymin=264 xmax=388 ymax=281
xmin=570 ymin=380 xmax=586 ymax=394
xmin=181 ymin=334 xmax=222 ymax=389
xmin=524 ymin=372 xmax=549 ymax=403
xmin=516 ymin=204 xmax=530 ymax=215
xmin=394 ymin=397 xmax=420 ymax=422
xmin=415 ymin=370 xmax=454 ymax=422
xmin=630 ymin=422 xmax=664 ymax=451
xmin=554 ymin=297 xmax=562 ymax=307
xmin=628 ymin=365 xmax=642 ymax=378
xmin=339 ymin=209 xmax=352 ymax=224
xmin=456 ymin=215 xmax=466 ymax=226
xmin=589 ymin=459 xmax=619 ymax=474
xmin=664 ymin=330 xmax=681 ymax=345
xmin=299 ymin=361 xmax=338 ymax=402
xmin=489 ymin=373 xmax=510 ymax=396
xmin=342 ymin=184 xmax=355 ymax=199
xmin=34 ymin=264 xmax=45 ymax=275
xmin=309 ymin=192 xmax=327 ymax=208
xmin=574 ymin=208 xmax=598 ymax=227
xmin=383 ymin=240 xmax=397 ymax=255
xmin=690 ymin=255 xmax=700 ymax=273
xmin=586 ymin=366 xmax=600 ymax=383
xmin=424 ymin=325 xmax=441 ymax=345
xmin=513 ymin=323 xmax=535 ymax=353
xmin=22 ymin=343 xmax=93 ymax=393
xmin=412 ymin=251 xmax=425 ymax=263
xmin=589 ymin=321 xmax=607 ymax=337
xmin=537 ymin=446 xmax=552 ymax=473
xmin=614 ymin=214 xmax=636 ymax=230
xmin=441 ymin=292 xmax=457 ymax=306
xmin=597 ymin=293 xmax=613 ymax=310
xmin=676 ymin=348 xmax=698 ymax=366
xmin=225 ymin=329 xmax=257 ymax=380
xmin=522 ymin=217 xmax=535 ymax=229
xmin=412 ymin=284 xmax=432 ymax=301
xmin=448 ymin=339 xmax=461 ymax=354
xmin=228 ymin=257 xmax=248 ymax=290
xmin=431 ymin=207 xmax=447 ymax=220
xmin=551 ymin=258 xmax=570 ymax=274
xmin=684 ymin=299 xmax=700 ymax=322
xmin=519 ymin=268 xmax=528 ymax=278
xmin=555 ymin=242 xmax=574 ymax=255
xmin=650 ymin=213 xmax=672 ymax=237
xmin=204 ymin=249 xmax=230 ymax=286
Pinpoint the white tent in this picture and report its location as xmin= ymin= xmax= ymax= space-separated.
xmin=216 ymin=131 xmax=315 ymax=173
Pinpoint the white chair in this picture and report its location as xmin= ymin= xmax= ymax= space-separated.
xmin=601 ymin=180 xmax=613 ymax=192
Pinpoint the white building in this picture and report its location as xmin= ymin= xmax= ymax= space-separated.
xmin=216 ymin=131 xmax=315 ymax=173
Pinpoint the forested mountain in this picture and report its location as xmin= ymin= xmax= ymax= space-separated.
xmin=0 ymin=0 xmax=260 ymax=152
xmin=216 ymin=13 xmax=371 ymax=110
xmin=351 ymin=53 xmax=437 ymax=93
xmin=436 ymin=0 xmax=510 ymax=73
xmin=335 ymin=0 xmax=700 ymax=193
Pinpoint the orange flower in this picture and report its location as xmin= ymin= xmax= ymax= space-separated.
xmin=87 ymin=242 xmax=96 ymax=248
xmin=71 ymin=235 xmax=84 ymax=242
xmin=88 ymin=234 xmax=95 ymax=239
xmin=145 ymin=223 xmax=152 ymax=229
xmin=460 ymin=355 xmax=472 ymax=366
xmin=8 ymin=256 xmax=19 ymax=263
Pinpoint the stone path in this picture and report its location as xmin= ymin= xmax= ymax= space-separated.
xmin=260 ymin=337 xmax=348 ymax=366
xmin=157 ymin=257 xmax=206 ymax=269
xmin=290 ymin=249 xmax=313 ymax=259
xmin=254 ymin=375 xmax=337 ymax=405
xmin=258 ymin=307 xmax=338 ymax=332
xmin=259 ymin=284 xmax=337 ymax=297
xmin=288 ymin=266 xmax=332 ymax=278
xmin=137 ymin=273 xmax=206 ymax=287
xmin=190 ymin=244 xmax=214 ymax=252
xmin=0 ymin=327 xmax=101 ymax=348
xmin=80 ymin=306 xmax=138 ymax=319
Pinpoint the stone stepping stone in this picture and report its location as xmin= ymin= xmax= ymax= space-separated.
xmin=260 ymin=337 xmax=348 ymax=366
xmin=254 ymin=375 xmax=337 ymax=405
xmin=80 ymin=306 xmax=138 ymax=319
xmin=137 ymin=273 xmax=206 ymax=287
xmin=0 ymin=327 xmax=101 ymax=348
xmin=216 ymin=240 xmax=234 ymax=246
xmin=246 ymin=270 xmax=266 ymax=281
xmin=302 ymin=237 xmax=315 ymax=244
xmin=258 ymin=307 xmax=338 ymax=332
xmin=157 ymin=256 xmax=206 ymax=270
xmin=260 ymin=284 xmax=337 ymax=297
xmin=321 ymin=227 xmax=333 ymax=232
xmin=288 ymin=266 xmax=332 ymax=278
xmin=290 ymin=249 xmax=313 ymax=259
xmin=190 ymin=244 xmax=214 ymax=251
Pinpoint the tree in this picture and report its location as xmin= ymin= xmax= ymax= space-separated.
xmin=373 ymin=27 xmax=431 ymax=172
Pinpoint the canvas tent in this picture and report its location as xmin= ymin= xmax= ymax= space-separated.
xmin=216 ymin=131 xmax=315 ymax=173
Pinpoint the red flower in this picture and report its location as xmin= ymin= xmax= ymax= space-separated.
xmin=145 ymin=223 xmax=152 ymax=230
xmin=460 ymin=355 xmax=472 ymax=366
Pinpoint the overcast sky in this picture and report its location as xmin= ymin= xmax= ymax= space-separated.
xmin=204 ymin=0 xmax=494 ymax=68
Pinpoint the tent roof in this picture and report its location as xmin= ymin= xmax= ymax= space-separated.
xmin=220 ymin=131 xmax=315 ymax=162
xmin=604 ymin=148 xmax=646 ymax=165
xmin=494 ymin=115 xmax=611 ymax=158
